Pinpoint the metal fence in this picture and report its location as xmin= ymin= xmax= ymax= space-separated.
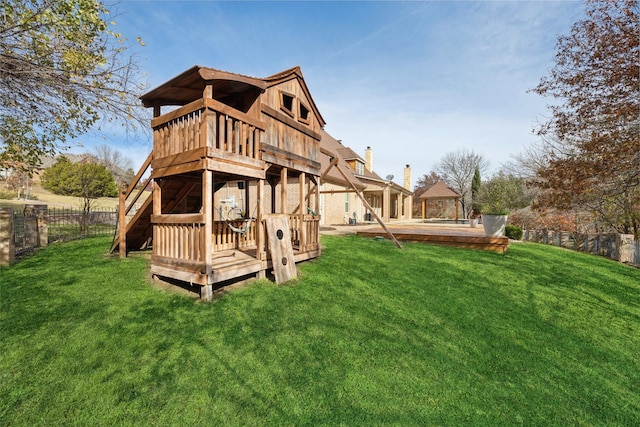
xmin=8 ymin=206 xmax=117 ymax=258
xmin=46 ymin=208 xmax=117 ymax=245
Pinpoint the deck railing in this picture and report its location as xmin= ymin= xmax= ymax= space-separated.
xmin=152 ymin=98 xmax=265 ymax=160
xmin=153 ymin=217 xmax=206 ymax=263
xmin=213 ymin=219 xmax=257 ymax=252
xmin=289 ymin=214 xmax=320 ymax=252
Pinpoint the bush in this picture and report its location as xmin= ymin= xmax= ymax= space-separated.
xmin=505 ymin=224 xmax=523 ymax=240
xmin=0 ymin=189 xmax=17 ymax=199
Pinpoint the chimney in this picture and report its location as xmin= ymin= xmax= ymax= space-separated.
xmin=404 ymin=164 xmax=412 ymax=190
xmin=364 ymin=146 xmax=373 ymax=172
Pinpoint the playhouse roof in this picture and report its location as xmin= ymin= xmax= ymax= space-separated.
xmin=263 ymin=66 xmax=326 ymax=127
xmin=419 ymin=181 xmax=460 ymax=199
xmin=140 ymin=66 xmax=326 ymax=128
xmin=140 ymin=65 xmax=267 ymax=108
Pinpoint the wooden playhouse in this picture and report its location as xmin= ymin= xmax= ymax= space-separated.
xmin=112 ymin=66 xmax=324 ymax=300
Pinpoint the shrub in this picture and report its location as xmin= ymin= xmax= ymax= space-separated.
xmin=0 ymin=189 xmax=17 ymax=199
xmin=505 ymin=224 xmax=523 ymax=240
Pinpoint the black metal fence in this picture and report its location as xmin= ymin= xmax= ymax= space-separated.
xmin=12 ymin=207 xmax=117 ymax=257
xmin=46 ymin=208 xmax=117 ymax=244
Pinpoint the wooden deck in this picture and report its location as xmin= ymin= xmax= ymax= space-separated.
xmin=353 ymin=222 xmax=509 ymax=253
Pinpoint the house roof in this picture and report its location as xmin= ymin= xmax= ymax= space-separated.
xmin=335 ymin=146 xmax=388 ymax=183
xmin=318 ymin=130 xmax=366 ymax=191
xmin=337 ymin=146 xmax=363 ymax=162
xmin=419 ymin=181 xmax=460 ymax=199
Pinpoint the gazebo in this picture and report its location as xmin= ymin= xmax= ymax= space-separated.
xmin=419 ymin=181 xmax=461 ymax=223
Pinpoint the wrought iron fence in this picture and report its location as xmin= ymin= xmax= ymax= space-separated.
xmin=11 ymin=207 xmax=117 ymax=257
xmin=46 ymin=208 xmax=117 ymax=244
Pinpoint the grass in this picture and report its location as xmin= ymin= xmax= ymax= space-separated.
xmin=1 ymin=235 xmax=639 ymax=425
xmin=0 ymin=185 xmax=118 ymax=210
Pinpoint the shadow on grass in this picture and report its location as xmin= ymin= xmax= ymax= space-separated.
xmin=1 ymin=236 xmax=639 ymax=425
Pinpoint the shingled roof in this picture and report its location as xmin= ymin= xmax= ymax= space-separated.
xmin=419 ymin=181 xmax=460 ymax=199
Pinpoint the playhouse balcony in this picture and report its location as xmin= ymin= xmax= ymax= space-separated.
xmin=151 ymin=97 xmax=267 ymax=180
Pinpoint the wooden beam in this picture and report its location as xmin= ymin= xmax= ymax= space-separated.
xmin=319 ymin=189 xmax=357 ymax=194
xmin=257 ymin=179 xmax=266 ymax=263
xmin=280 ymin=168 xmax=288 ymax=214
xmin=320 ymin=157 xmax=339 ymax=182
xmin=299 ymin=172 xmax=307 ymax=250
xmin=261 ymin=104 xmax=322 ymax=141
xmin=118 ymin=184 xmax=126 ymax=258
xmin=329 ymin=154 xmax=402 ymax=249
xmin=202 ymin=170 xmax=213 ymax=301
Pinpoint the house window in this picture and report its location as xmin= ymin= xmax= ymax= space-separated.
xmin=356 ymin=161 xmax=364 ymax=175
xmin=298 ymin=101 xmax=310 ymax=124
xmin=280 ymin=91 xmax=294 ymax=118
xmin=345 ymin=193 xmax=349 ymax=213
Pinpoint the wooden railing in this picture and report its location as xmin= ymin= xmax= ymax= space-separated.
xmin=113 ymin=152 xmax=153 ymax=255
xmin=152 ymin=98 xmax=265 ymax=160
xmin=289 ymin=214 xmax=320 ymax=252
xmin=154 ymin=223 xmax=205 ymax=262
xmin=152 ymin=214 xmax=206 ymax=262
xmin=213 ymin=219 xmax=257 ymax=252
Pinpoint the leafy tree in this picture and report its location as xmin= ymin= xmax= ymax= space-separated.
xmin=42 ymin=156 xmax=118 ymax=231
xmin=435 ymin=149 xmax=489 ymax=217
xmin=471 ymin=166 xmax=481 ymax=215
xmin=0 ymin=0 xmax=147 ymax=172
xmin=531 ymin=0 xmax=639 ymax=237
xmin=478 ymin=173 xmax=533 ymax=215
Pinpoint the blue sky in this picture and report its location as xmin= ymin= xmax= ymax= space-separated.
xmin=81 ymin=0 xmax=584 ymax=187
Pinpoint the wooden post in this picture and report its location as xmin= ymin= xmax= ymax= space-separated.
xmin=202 ymin=170 xmax=214 ymax=301
xmin=280 ymin=167 xmax=288 ymax=214
xmin=383 ymin=184 xmax=391 ymax=223
xmin=203 ymin=84 xmax=215 ymax=149
xmin=454 ymin=197 xmax=459 ymax=224
xmin=299 ymin=172 xmax=307 ymax=251
xmin=327 ymin=153 xmax=402 ymax=249
xmin=256 ymin=178 xmax=266 ymax=268
xmin=0 ymin=208 xmax=15 ymax=266
xmin=152 ymin=178 xmax=162 ymax=262
xmin=119 ymin=184 xmax=127 ymax=258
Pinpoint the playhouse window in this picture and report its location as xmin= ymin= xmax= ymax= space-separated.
xmin=298 ymin=101 xmax=310 ymax=124
xmin=280 ymin=92 xmax=294 ymax=118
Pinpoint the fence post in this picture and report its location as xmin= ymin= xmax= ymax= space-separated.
xmin=35 ymin=205 xmax=48 ymax=247
xmin=616 ymin=234 xmax=635 ymax=264
xmin=0 ymin=208 xmax=15 ymax=266
xmin=23 ymin=204 xmax=47 ymax=248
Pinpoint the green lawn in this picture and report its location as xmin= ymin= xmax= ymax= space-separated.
xmin=1 ymin=235 xmax=639 ymax=425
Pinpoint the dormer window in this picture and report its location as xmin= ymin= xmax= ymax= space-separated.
xmin=280 ymin=91 xmax=294 ymax=118
xmin=356 ymin=161 xmax=364 ymax=175
xmin=298 ymin=101 xmax=310 ymax=125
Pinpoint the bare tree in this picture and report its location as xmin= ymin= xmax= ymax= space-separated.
xmin=92 ymin=144 xmax=134 ymax=186
xmin=435 ymin=149 xmax=489 ymax=217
